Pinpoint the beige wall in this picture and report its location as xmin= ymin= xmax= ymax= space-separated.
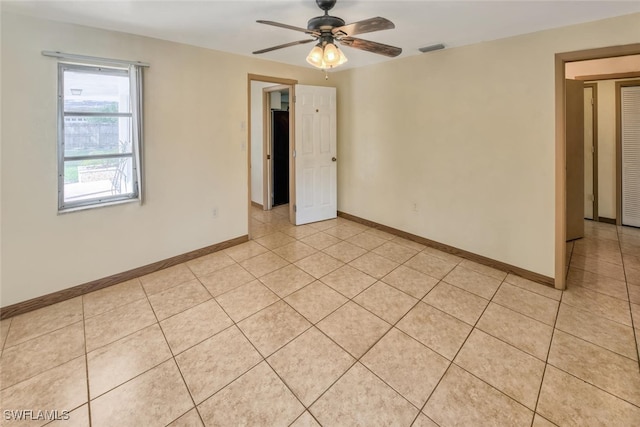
xmin=566 ymin=54 xmax=640 ymax=78
xmin=331 ymin=13 xmax=640 ymax=278
xmin=0 ymin=12 xmax=329 ymax=306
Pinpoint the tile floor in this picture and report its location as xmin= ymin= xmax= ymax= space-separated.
xmin=1 ymin=207 xmax=640 ymax=426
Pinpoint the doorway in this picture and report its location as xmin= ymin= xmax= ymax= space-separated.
xmin=555 ymin=44 xmax=640 ymax=289
xmin=262 ymin=85 xmax=291 ymax=211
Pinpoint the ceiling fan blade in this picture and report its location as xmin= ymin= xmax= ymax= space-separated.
xmin=256 ymin=20 xmax=320 ymax=37
xmin=333 ymin=17 xmax=395 ymax=37
xmin=253 ymin=39 xmax=315 ymax=55
xmin=339 ymin=37 xmax=402 ymax=57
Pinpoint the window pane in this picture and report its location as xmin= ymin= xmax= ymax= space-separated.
xmin=64 ymin=157 xmax=134 ymax=203
xmin=64 ymin=70 xmax=130 ymax=113
xmin=64 ymin=117 xmax=132 ymax=157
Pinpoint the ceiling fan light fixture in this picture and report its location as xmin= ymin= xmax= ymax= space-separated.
xmin=306 ymin=43 xmax=325 ymax=67
xmin=323 ymin=42 xmax=340 ymax=66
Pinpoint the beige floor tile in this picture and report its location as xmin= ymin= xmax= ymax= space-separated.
xmin=240 ymin=251 xmax=290 ymax=278
xmin=566 ymin=268 xmax=629 ymax=301
xmin=268 ymin=327 xmax=355 ymax=406
xmin=215 ymin=280 xmax=279 ymax=322
xmin=84 ymin=298 xmax=157 ymax=352
xmin=250 ymin=222 xmax=277 ymax=239
xmin=624 ymin=253 xmax=640 ymax=271
xmin=458 ymin=259 xmax=507 ymax=281
xmin=454 ymin=329 xmax=545 ymax=409
xmin=629 ymin=283 xmax=640 ymax=305
xmin=300 ymin=232 xmax=341 ymax=250
xmin=562 ymin=286 xmax=632 ymax=326
xmin=139 ymin=264 xmax=196 ymax=296
xmin=0 ymin=321 xmax=84 ymax=390
xmin=476 ymin=302 xmax=553 ymax=360
xmin=573 ymin=243 xmax=623 ymax=266
xmin=317 ymin=302 xmax=391 ymax=358
xmin=284 ymin=281 xmax=348 ymax=323
xmin=238 ymin=301 xmax=311 ymax=357
xmin=148 ymin=279 xmax=211 ymax=321
xmin=381 ymin=265 xmax=439 ymax=299
xmin=413 ymin=413 xmax=439 ymax=427
xmin=349 ymin=252 xmax=399 ymax=279
xmin=353 ymin=282 xmax=418 ymax=324
xmin=323 ymin=241 xmax=368 ymax=263
xmin=255 ymin=231 xmax=296 ymax=250
xmin=346 ymin=232 xmax=387 ymax=250
xmin=91 ymin=359 xmax=193 ymax=427
xmin=627 ymin=265 xmax=640 ymax=286
xmin=372 ymin=241 xmax=418 ymax=264
xmin=324 ymin=224 xmax=365 ymax=240
xmin=320 ymin=265 xmax=377 ymax=298
xmin=290 ymin=412 xmax=321 ymax=427
xmin=309 ymin=219 xmax=339 ymax=231
xmin=166 ymin=409 xmax=203 ymax=427
xmin=5 ymin=297 xmax=83 ymax=348
xmin=361 ymin=328 xmax=449 ymax=408
xmin=295 ymin=252 xmax=344 ymax=279
xmin=363 ymin=228 xmax=396 ymax=241
xmin=493 ymin=283 xmax=558 ymax=326
xmin=555 ymin=303 xmax=637 ymax=360
xmin=87 ymin=324 xmax=172 ymax=398
xmin=548 ymin=330 xmax=640 ymax=406
xmin=83 ymin=279 xmax=146 ymax=318
xmin=198 ymin=362 xmax=304 ymax=427
xmin=405 ymin=252 xmax=457 ymax=280
xmin=423 ymin=282 xmax=489 ymax=326
xmin=570 ymin=254 xmax=626 ymax=281
xmin=272 ymin=241 xmax=318 ymax=263
xmin=175 ymin=326 xmax=262 ymax=404
xmin=537 ymin=365 xmax=640 ymax=427
xmin=186 ymin=251 xmax=235 ymax=278
xmin=532 ymin=414 xmax=557 ymax=427
xmin=504 ymin=274 xmax=562 ymax=301
xmin=0 ymin=357 xmax=87 ymax=426
xmin=198 ymin=263 xmax=255 ymax=297
xmin=160 ymin=300 xmax=233 ymax=355
xmin=47 ymin=404 xmax=89 ymax=427
xmin=223 ymin=240 xmax=269 ymax=262
xmin=443 ymin=266 xmax=502 ymax=299
xmin=259 ymin=264 xmax=315 ymax=298
xmin=281 ymin=224 xmax=320 ymax=240
xmin=0 ymin=318 xmax=11 ymax=352
xmin=424 ymin=364 xmax=533 ymax=427
xmin=420 ymin=246 xmax=463 ymax=264
xmin=310 ymin=363 xmax=418 ymax=426
xmin=396 ymin=302 xmax=472 ymax=360
xmin=391 ymin=236 xmax=426 ymax=251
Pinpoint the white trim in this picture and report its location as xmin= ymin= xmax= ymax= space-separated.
xmin=43 ymin=51 xmax=150 ymax=68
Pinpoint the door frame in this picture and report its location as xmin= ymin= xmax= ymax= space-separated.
xmin=262 ymin=84 xmax=292 ymax=211
xmin=247 ymin=74 xmax=298 ymax=237
xmin=555 ymin=43 xmax=640 ymax=289
xmin=583 ymin=82 xmax=599 ymax=221
xmin=616 ymin=79 xmax=640 ymax=226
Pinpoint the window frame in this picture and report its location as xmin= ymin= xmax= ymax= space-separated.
xmin=57 ymin=62 xmax=142 ymax=212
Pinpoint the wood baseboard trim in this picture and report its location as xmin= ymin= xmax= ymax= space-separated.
xmin=0 ymin=235 xmax=249 ymax=320
xmin=338 ymin=211 xmax=554 ymax=287
xmin=598 ymin=216 xmax=616 ymax=225
xmin=251 ymin=201 xmax=263 ymax=209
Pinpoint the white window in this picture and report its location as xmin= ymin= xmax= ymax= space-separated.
xmin=58 ymin=62 xmax=143 ymax=211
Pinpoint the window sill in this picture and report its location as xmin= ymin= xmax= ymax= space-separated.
xmin=58 ymin=197 xmax=140 ymax=215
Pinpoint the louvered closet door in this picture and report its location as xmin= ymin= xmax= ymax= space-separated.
xmin=622 ymin=85 xmax=640 ymax=227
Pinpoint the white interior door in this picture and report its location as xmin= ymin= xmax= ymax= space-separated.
xmin=584 ymin=86 xmax=594 ymax=220
xmin=622 ymin=85 xmax=640 ymax=227
xmin=294 ymin=85 xmax=337 ymax=225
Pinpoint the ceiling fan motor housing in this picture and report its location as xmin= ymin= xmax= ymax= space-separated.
xmin=307 ymin=15 xmax=345 ymax=32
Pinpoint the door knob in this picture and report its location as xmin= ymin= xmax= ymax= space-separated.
xmin=332 ymin=157 xmax=337 ymax=162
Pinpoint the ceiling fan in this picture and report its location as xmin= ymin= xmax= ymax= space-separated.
xmin=253 ymin=0 xmax=402 ymax=70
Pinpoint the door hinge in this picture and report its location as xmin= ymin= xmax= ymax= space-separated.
xmin=293 ymin=150 xmax=296 ymax=158
xmin=293 ymin=95 xmax=296 ymax=103
xmin=267 ymin=154 xmax=271 ymax=160
xmin=592 ymin=146 xmax=595 ymax=153
xmin=591 ymin=97 xmax=594 ymax=106
xmin=294 ymin=204 xmax=297 ymax=212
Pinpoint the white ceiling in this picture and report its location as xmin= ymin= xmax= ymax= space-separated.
xmin=4 ymin=1 xmax=640 ymax=71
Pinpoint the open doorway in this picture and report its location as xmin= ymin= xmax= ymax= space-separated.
xmin=247 ymin=74 xmax=297 ymax=238
xmin=555 ymin=45 xmax=640 ymax=289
